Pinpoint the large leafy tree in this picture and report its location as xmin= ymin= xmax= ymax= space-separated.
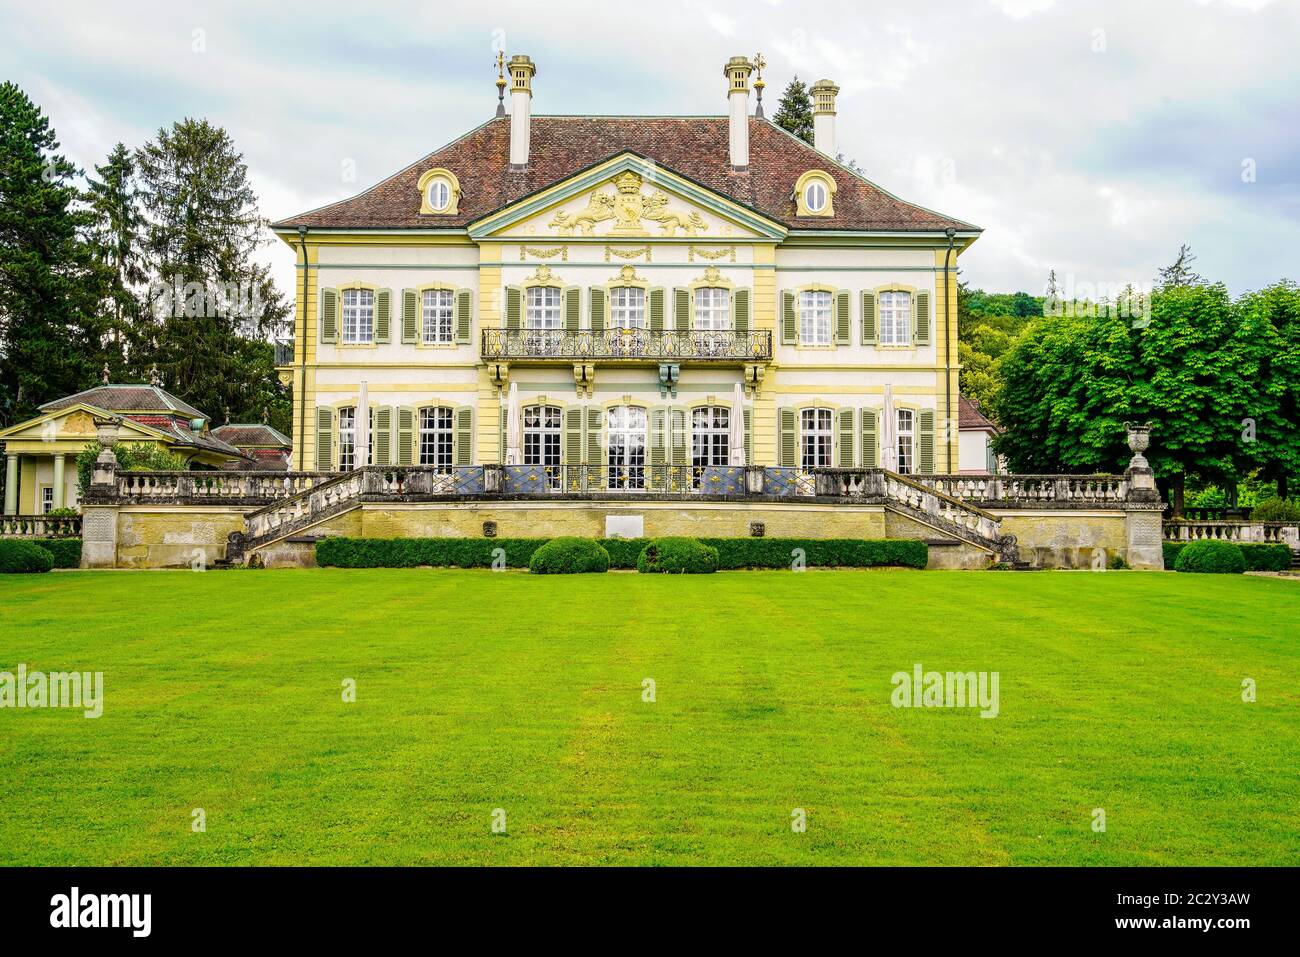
xmin=1236 ymin=281 xmax=1300 ymax=497
xmin=0 ymin=82 xmax=107 ymax=426
xmin=86 ymin=142 xmax=150 ymax=377
xmin=135 ymin=118 xmax=289 ymax=424
xmin=772 ymin=77 xmax=814 ymax=144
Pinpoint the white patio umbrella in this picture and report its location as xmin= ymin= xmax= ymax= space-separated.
xmin=729 ymin=382 xmax=747 ymax=466
xmin=880 ymin=382 xmax=897 ymax=472
xmin=355 ymin=380 xmax=370 ymax=470
xmin=504 ymin=381 xmax=524 ymax=465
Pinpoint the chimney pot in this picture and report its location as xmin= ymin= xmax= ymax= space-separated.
xmin=810 ymin=79 xmax=840 ymax=157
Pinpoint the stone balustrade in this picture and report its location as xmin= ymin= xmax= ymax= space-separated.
xmin=1163 ymin=520 xmax=1300 ymax=550
xmin=112 ymin=470 xmax=335 ymax=504
xmin=0 ymin=514 xmax=83 ymax=539
xmin=916 ymin=473 xmax=1129 ymax=506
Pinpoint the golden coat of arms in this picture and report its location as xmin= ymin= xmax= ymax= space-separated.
xmin=550 ymin=172 xmax=708 ymax=238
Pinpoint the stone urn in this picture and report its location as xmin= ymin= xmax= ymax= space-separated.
xmin=1124 ymin=421 xmax=1151 ymax=470
xmin=93 ymin=415 xmax=121 ymax=465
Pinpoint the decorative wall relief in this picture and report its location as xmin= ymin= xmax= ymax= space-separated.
xmin=550 ymin=172 xmax=708 ymax=238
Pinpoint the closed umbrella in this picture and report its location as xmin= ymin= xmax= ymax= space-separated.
xmin=881 ymin=383 xmax=896 ymax=472
xmin=728 ymin=382 xmax=747 ymax=466
xmin=504 ymin=381 xmax=523 ymax=465
xmin=355 ymin=380 xmax=369 ymax=470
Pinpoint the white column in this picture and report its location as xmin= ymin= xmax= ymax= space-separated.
xmin=53 ymin=454 xmax=66 ymax=509
xmin=3 ymin=454 xmax=17 ymax=515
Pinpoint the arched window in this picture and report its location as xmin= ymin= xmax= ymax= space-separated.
xmin=427 ymin=179 xmax=451 ymax=212
xmin=801 ymin=408 xmax=833 ymax=468
xmin=419 ymin=407 xmax=454 ymax=472
xmin=803 ymin=180 xmax=827 ymax=213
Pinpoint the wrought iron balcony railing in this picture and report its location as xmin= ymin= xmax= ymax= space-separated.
xmin=274 ymin=340 xmax=295 ymax=365
xmin=481 ymin=328 xmax=772 ymax=361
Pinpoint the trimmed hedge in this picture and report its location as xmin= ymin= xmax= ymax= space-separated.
xmin=37 ymin=539 xmax=82 ymax=569
xmin=529 ymin=537 xmax=610 ymax=574
xmin=637 ymin=537 xmax=719 ymax=574
xmin=0 ymin=540 xmax=54 ymax=574
xmin=1173 ymin=539 xmax=1246 ymax=574
xmin=1165 ymin=540 xmax=1292 ymax=572
xmin=317 ymin=536 xmax=929 ymax=570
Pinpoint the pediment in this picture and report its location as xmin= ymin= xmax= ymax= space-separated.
xmin=468 ymin=153 xmax=786 ymax=242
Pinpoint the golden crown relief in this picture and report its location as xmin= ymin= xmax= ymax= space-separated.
xmin=549 ymin=172 xmax=709 ymax=238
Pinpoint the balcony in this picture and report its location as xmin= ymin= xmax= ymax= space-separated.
xmin=481 ymin=328 xmax=772 ymax=363
xmin=274 ymin=340 xmax=295 ymax=366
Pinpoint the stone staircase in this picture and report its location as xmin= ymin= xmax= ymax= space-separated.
xmin=227 ymin=469 xmax=367 ymax=563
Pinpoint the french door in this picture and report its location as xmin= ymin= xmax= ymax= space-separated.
xmin=607 ymin=405 xmax=647 ymax=490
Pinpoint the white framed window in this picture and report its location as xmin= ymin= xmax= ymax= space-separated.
xmin=610 ymin=286 xmax=645 ymax=329
xmin=419 ymin=407 xmax=454 ymax=472
xmin=800 ymin=290 xmax=832 ymax=345
xmin=41 ymin=487 xmax=54 ymax=514
xmin=342 ymin=289 xmax=374 ymax=344
xmin=422 ymin=289 xmax=454 ymax=344
xmin=526 ymin=286 xmax=561 ymax=329
xmin=427 ymin=179 xmax=451 ymax=212
xmin=896 ymin=409 xmax=915 ymax=475
xmin=804 ymin=180 xmax=828 ymax=213
xmin=879 ymin=291 xmax=913 ymax=346
xmin=694 ymin=288 xmax=731 ymax=331
xmin=691 ymin=406 xmax=730 ymax=484
xmin=801 ymin=408 xmax=833 ymax=469
xmin=607 ymin=405 xmax=647 ymax=490
xmin=337 ymin=406 xmax=373 ymax=469
xmin=524 ymin=405 xmax=562 ymax=488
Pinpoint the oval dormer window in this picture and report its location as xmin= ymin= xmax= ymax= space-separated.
xmin=427 ymin=179 xmax=451 ymax=212
xmin=804 ymin=181 xmax=827 ymax=213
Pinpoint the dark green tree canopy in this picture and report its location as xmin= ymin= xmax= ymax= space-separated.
xmin=773 ymin=77 xmax=814 ymax=144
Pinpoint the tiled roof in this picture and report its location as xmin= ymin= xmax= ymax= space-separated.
xmin=959 ymin=395 xmax=999 ymax=432
xmin=40 ymin=384 xmax=205 ymax=420
xmin=274 ymin=116 xmax=978 ymax=234
xmin=212 ymin=424 xmax=292 ymax=448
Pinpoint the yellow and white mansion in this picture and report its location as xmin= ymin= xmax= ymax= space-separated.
xmin=272 ymin=54 xmax=980 ymax=486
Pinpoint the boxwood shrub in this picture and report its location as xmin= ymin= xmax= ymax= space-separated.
xmin=637 ymin=537 xmax=719 ymax=574
xmin=316 ymin=536 xmax=928 ymax=570
xmin=0 ymin=540 xmax=55 ymax=574
xmin=528 ymin=537 xmax=610 ymax=574
xmin=37 ymin=539 xmax=82 ymax=569
xmin=1165 ymin=540 xmax=1291 ymax=572
xmin=1173 ymin=539 xmax=1246 ymax=574
xmin=1162 ymin=541 xmax=1185 ymax=568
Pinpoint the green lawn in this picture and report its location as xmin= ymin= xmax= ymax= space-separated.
xmin=1 ymin=568 xmax=1297 ymax=866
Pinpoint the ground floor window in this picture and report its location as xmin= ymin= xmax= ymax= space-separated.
xmin=41 ymin=486 xmax=54 ymax=514
xmin=607 ymin=405 xmax=646 ymax=490
xmin=524 ymin=405 xmax=561 ymax=488
xmin=897 ymin=409 xmax=915 ymax=475
xmin=801 ymin=408 xmax=833 ymax=468
xmin=419 ymin=407 xmax=454 ymax=472
xmin=338 ymin=406 xmax=374 ymax=469
xmin=692 ymin=406 xmax=730 ymax=485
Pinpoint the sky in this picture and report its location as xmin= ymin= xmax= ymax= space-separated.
xmin=2 ymin=0 xmax=1297 ymax=300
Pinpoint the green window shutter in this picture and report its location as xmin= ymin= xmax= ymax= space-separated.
xmin=649 ymin=407 xmax=667 ymax=466
xmin=781 ymin=291 xmax=797 ymax=344
xmin=586 ymin=406 xmax=602 ymax=466
xmin=505 ymin=285 xmax=523 ymax=331
xmin=456 ymin=289 xmax=472 ymax=343
xmin=861 ymin=407 xmax=879 ymax=468
xmin=397 ymin=407 xmax=415 ymax=466
xmin=563 ymin=286 xmax=580 ymax=332
xmin=564 ymin=407 xmax=583 ymax=465
xmin=835 ymin=290 xmax=851 ymax=345
xmin=918 ymin=409 xmax=936 ymax=474
xmin=374 ymin=289 xmax=392 ymax=343
xmin=861 ymin=291 xmax=877 ymax=345
xmin=670 ymin=408 xmax=687 ymax=465
xmin=779 ymin=407 xmax=797 ymax=468
xmin=320 ymin=288 xmax=338 ymax=344
xmin=733 ymin=288 xmax=750 ymax=334
xmin=743 ymin=406 xmax=752 ymax=465
xmin=401 ymin=289 xmax=418 ymax=343
xmin=648 ymin=287 xmax=665 ymax=332
xmin=454 ymin=407 xmax=474 ymax=465
xmin=914 ymin=291 xmax=931 ymax=346
xmin=589 ymin=287 xmax=605 ymax=332
xmin=374 ymin=406 xmax=393 ymax=465
xmin=838 ymin=408 xmax=855 ymax=466
xmin=315 ymin=407 xmax=334 ymax=470
xmin=674 ymin=287 xmax=690 ymax=332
